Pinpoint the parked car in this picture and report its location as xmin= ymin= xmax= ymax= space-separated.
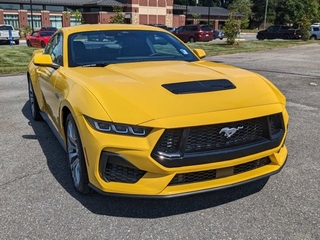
xmin=148 ymin=24 xmax=175 ymax=33
xmin=174 ymin=24 xmax=213 ymax=42
xmin=26 ymin=30 xmax=55 ymax=48
xmin=0 ymin=24 xmax=20 ymax=45
xmin=27 ymin=24 xmax=288 ymax=197
xmin=257 ymin=25 xmax=301 ymax=40
xmin=310 ymin=25 xmax=320 ymax=40
xmin=213 ymin=30 xmax=224 ymax=40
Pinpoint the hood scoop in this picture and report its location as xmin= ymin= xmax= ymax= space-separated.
xmin=162 ymin=79 xmax=236 ymax=94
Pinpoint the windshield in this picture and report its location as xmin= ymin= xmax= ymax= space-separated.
xmin=40 ymin=31 xmax=55 ymax=37
xmin=68 ymin=30 xmax=198 ymax=67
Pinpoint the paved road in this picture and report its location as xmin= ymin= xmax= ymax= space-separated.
xmin=1 ymin=44 xmax=319 ymax=239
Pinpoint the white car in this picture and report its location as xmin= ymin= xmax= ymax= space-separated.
xmin=0 ymin=24 xmax=20 ymax=45
xmin=310 ymin=26 xmax=320 ymax=40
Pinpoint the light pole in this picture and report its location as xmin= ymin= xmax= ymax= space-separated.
xmin=30 ymin=0 xmax=34 ymax=32
xmin=263 ymin=0 xmax=269 ymax=29
xmin=185 ymin=0 xmax=188 ymax=25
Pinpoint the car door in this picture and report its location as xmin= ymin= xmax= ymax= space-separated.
xmin=29 ymin=31 xmax=38 ymax=46
xmin=37 ymin=33 xmax=64 ymax=129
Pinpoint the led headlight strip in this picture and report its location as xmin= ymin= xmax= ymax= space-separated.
xmin=85 ymin=116 xmax=152 ymax=137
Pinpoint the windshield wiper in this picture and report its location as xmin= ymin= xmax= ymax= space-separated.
xmin=76 ymin=62 xmax=114 ymax=67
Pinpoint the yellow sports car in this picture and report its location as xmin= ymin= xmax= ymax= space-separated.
xmin=27 ymin=24 xmax=288 ymax=197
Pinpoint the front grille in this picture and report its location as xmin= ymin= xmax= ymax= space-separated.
xmin=152 ymin=113 xmax=284 ymax=167
xmin=104 ymin=163 xmax=146 ymax=183
xmin=185 ymin=117 xmax=266 ymax=153
xmin=169 ymin=157 xmax=271 ymax=185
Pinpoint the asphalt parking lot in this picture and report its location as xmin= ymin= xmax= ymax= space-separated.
xmin=1 ymin=43 xmax=319 ymax=239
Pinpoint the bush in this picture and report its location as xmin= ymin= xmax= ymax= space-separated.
xmin=299 ymin=15 xmax=311 ymax=41
xmin=223 ymin=11 xmax=239 ymax=45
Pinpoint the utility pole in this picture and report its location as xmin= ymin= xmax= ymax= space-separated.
xmin=30 ymin=0 xmax=34 ymax=32
xmin=263 ymin=0 xmax=269 ymax=29
xmin=185 ymin=0 xmax=188 ymax=25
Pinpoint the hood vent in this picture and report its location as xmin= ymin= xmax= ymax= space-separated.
xmin=162 ymin=79 xmax=236 ymax=94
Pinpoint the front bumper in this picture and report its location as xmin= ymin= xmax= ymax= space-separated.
xmin=75 ymin=105 xmax=288 ymax=197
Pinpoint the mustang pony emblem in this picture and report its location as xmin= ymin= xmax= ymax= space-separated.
xmin=219 ymin=126 xmax=244 ymax=138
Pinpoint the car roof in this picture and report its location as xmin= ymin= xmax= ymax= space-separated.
xmin=61 ymin=24 xmax=168 ymax=35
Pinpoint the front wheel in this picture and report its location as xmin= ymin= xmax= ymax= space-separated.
xmin=28 ymin=80 xmax=42 ymax=121
xmin=310 ymin=35 xmax=316 ymax=40
xmin=41 ymin=41 xmax=46 ymax=48
xmin=27 ymin=40 xmax=32 ymax=47
xmin=15 ymin=40 xmax=19 ymax=45
xmin=65 ymin=114 xmax=91 ymax=194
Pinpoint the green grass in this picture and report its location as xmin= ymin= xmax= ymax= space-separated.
xmin=0 ymin=40 xmax=315 ymax=76
xmin=188 ymin=40 xmax=314 ymax=56
xmin=0 ymin=46 xmax=36 ymax=75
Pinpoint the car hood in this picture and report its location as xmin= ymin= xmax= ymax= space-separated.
xmin=67 ymin=61 xmax=284 ymax=125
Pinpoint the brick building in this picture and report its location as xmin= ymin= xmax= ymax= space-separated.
xmin=0 ymin=0 xmax=236 ymax=30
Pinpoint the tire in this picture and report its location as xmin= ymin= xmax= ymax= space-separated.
xmin=257 ymin=34 xmax=264 ymax=40
xmin=219 ymin=38 xmax=223 ymax=40
xmin=65 ymin=114 xmax=91 ymax=194
xmin=15 ymin=40 xmax=19 ymax=45
xmin=310 ymin=35 xmax=316 ymax=40
xmin=27 ymin=40 xmax=31 ymax=47
xmin=283 ymin=34 xmax=290 ymax=40
xmin=189 ymin=36 xmax=195 ymax=43
xmin=41 ymin=41 xmax=46 ymax=48
xmin=28 ymin=80 xmax=42 ymax=121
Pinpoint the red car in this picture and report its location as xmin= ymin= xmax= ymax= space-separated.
xmin=173 ymin=24 xmax=213 ymax=43
xmin=26 ymin=30 xmax=55 ymax=48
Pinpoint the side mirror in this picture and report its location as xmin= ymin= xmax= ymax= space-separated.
xmin=33 ymin=54 xmax=53 ymax=66
xmin=193 ymin=48 xmax=206 ymax=59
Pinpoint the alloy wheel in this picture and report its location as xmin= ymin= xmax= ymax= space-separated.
xmin=66 ymin=119 xmax=82 ymax=188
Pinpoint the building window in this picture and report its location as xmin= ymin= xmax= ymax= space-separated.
xmin=70 ymin=17 xmax=81 ymax=26
xmin=45 ymin=5 xmax=64 ymax=12
xmin=50 ymin=15 xmax=62 ymax=29
xmin=0 ymin=3 xmax=20 ymax=10
xmin=4 ymin=14 xmax=19 ymax=29
xmin=28 ymin=15 xmax=42 ymax=29
xmin=22 ymin=4 xmax=43 ymax=11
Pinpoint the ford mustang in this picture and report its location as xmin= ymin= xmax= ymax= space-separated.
xmin=26 ymin=30 xmax=55 ymax=48
xmin=27 ymin=24 xmax=288 ymax=197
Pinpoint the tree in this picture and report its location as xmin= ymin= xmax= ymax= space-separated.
xmin=109 ymin=6 xmax=125 ymax=24
xmin=228 ymin=0 xmax=252 ymax=29
xmin=251 ymin=0 xmax=277 ymax=27
xmin=63 ymin=9 xmax=83 ymax=24
xmin=299 ymin=14 xmax=311 ymax=40
xmin=191 ymin=13 xmax=201 ymax=23
xmin=224 ymin=11 xmax=239 ymax=44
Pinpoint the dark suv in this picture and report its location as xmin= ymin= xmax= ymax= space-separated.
xmin=174 ymin=24 xmax=213 ymax=43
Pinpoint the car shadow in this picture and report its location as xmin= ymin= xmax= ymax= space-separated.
xmin=22 ymin=100 xmax=269 ymax=218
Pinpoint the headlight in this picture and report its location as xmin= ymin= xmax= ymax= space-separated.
xmin=85 ymin=116 xmax=152 ymax=137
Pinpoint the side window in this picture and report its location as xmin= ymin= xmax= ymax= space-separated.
xmin=44 ymin=33 xmax=63 ymax=66
xmin=191 ymin=26 xmax=197 ymax=31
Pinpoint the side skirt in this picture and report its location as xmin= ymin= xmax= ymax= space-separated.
xmin=40 ymin=111 xmax=67 ymax=152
